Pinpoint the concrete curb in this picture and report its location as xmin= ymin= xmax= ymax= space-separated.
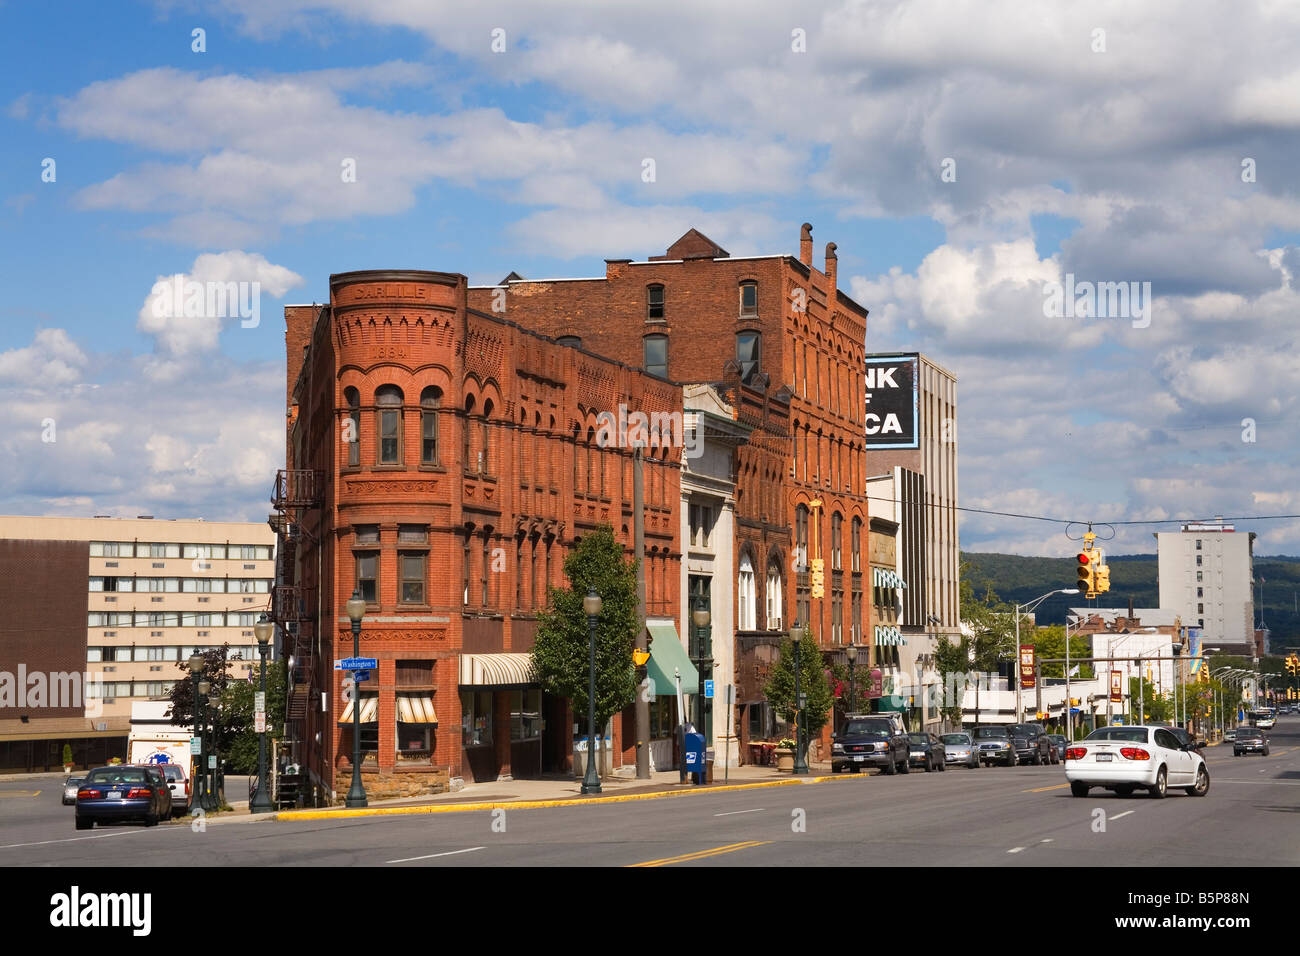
xmin=275 ymin=771 xmax=866 ymax=821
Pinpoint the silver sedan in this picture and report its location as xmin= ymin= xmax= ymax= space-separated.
xmin=940 ymin=732 xmax=979 ymax=768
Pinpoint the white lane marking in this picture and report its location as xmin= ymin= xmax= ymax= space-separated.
xmin=0 ymin=825 xmax=187 ymax=851
xmin=714 ymin=808 xmax=765 ymax=817
xmin=1007 ymin=846 xmax=1026 ymax=854
xmin=1111 ymin=810 xmax=1135 ymax=820
xmin=387 ymin=846 xmax=485 ymax=864
xmin=1040 ymin=838 xmax=1054 ymax=843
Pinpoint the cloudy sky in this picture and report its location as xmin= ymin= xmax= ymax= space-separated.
xmin=3 ymin=1 xmax=1299 ymax=556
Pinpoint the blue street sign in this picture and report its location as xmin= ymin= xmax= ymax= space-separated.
xmin=336 ymin=657 xmax=378 ymax=671
xmin=352 ymin=670 xmax=370 ymax=682
xmin=704 ymin=680 xmax=715 ymax=699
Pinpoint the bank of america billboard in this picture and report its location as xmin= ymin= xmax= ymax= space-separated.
xmin=863 ymin=353 xmax=919 ymax=448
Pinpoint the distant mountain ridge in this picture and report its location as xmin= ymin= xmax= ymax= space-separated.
xmin=960 ymin=551 xmax=1299 ymax=651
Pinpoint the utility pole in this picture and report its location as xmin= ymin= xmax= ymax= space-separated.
xmin=633 ymin=446 xmax=649 ymax=780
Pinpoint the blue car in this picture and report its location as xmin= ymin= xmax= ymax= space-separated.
xmin=75 ymin=766 xmax=171 ymax=830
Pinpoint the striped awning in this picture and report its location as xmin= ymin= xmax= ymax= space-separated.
xmin=397 ymin=693 xmax=437 ymax=724
xmin=458 ymin=653 xmax=537 ymax=687
xmin=337 ymin=694 xmax=378 ymax=724
xmin=874 ymin=625 xmax=907 ymax=646
xmin=872 ymin=568 xmax=907 ymax=589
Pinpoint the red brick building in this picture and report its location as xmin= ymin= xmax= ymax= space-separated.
xmin=468 ymin=224 xmax=870 ymax=755
xmin=275 ymin=270 xmax=682 ymax=801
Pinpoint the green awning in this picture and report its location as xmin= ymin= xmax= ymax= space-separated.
xmin=646 ymin=622 xmax=699 ymax=695
xmin=876 ymin=696 xmax=908 ymax=713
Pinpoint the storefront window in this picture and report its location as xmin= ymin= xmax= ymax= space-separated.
xmin=511 ymin=689 xmax=542 ymax=741
xmin=649 ymin=696 xmax=675 ymax=739
xmin=461 ymin=690 xmax=494 ymax=747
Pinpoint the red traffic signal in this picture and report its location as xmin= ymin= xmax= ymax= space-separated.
xmin=1076 ymin=552 xmax=1090 ymax=565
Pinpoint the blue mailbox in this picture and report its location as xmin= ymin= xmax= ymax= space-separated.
xmin=683 ymin=732 xmax=706 ymax=785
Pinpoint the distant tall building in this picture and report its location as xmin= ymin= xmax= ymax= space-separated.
xmin=1156 ymin=520 xmax=1256 ymax=657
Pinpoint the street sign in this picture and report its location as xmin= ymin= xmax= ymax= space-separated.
xmin=353 ymin=670 xmax=371 ymax=682
xmin=336 ymin=657 xmax=378 ymax=671
xmin=704 ymin=680 xmax=714 ymax=699
xmin=254 ymin=691 xmax=265 ymax=712
xmin=189 ymin=736 xmax=202 ymax=755
xmin=208 ymin=756 xmax=216 ymax=769
xmin=254 ymin=713 xmax=266 ymax=734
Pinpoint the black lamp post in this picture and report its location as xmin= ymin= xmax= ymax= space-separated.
xmin=691 ymin=600 xmax=711 ymax=739
xmin=846 ymin=644 xmax=858 ymax=721
xmin=791 ymin=626 xmax=809 ymax=775
xmin=345 ymin=589 xmax=368 ymax=808
xmin=187 ymin=653 xmax=203 ymax=813
xmin=250 ymin=614 xmax=274 ymax=813
xmin=581 ymin=588 xmax=603 ymax=795
xmin=197 ymin=678 xmax=215 ymax=810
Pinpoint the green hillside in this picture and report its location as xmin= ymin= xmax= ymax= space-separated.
xmin=960 ymin=552 xmax=1299 ymax=652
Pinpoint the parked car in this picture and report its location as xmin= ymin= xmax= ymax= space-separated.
xmin=158 ymin=763 xmax=191 ymax=817
xmin=1065 ymin=725 xmax=1209 ymax=798
xmin=1007 ymin=723 xmax=1054 ymax=765
xmin=971 ymin=725 xmax=1018 ymax=766
xmin=941 ymin=732 xmax=979 ymax=768
xmin=1047 ymin=734 xmax=1068 ymax=763
xmin=1234 ymin=728 xmax=1269 ymax=756
xmin=1224 ymin=729 xmax=1237 ymax=741
xmin=62 ymin=776 xmax=84 ymax=806
xmin=907 ymin=732 xmax=947 ymax=771
xmin=75 ymin=765 xmax=172 ymax=829
xmin=831 ymin=715 xmax=910 ymax=775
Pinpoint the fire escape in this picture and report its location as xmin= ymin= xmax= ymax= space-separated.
xmin=269 ymin=468 xmax=323 ymax=802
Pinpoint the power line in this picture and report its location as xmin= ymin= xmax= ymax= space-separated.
xmin=860 ymin=493 xmax=1300 ymax=528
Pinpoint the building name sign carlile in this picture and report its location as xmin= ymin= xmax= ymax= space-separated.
xmin=863 ymin=354 xmax=919 ymax=449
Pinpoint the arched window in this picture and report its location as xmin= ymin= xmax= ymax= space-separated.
xmin=646 ymin=284 xmax=665 ymax=321
xmin=586 ymin=427 xmax=596 ymax=496
xmin=344 ymin=387 xmax=360 ymax=467
xmin=644 ymin=334 xmax=668 ymax=379
xmin=480 ymin=400 xmax=493 ymax=474
xmin=739 ymin=281 xmax=758 ymax=318
xmin=766 ymin=559 xmax=783 ymax=630
xmin=375 ymin=385 xmax=403 ymax=464
xmin=851 ymin=517 xmax=862 ymax=573
xmin=419 ymin=386 xmax=440 ymax=465
xmin=557 ymin=335 xmax=581 ymax=348
xmin=831 ymin=512 xmax=843 ymax=570
xmin=795 ymin=504 xmax=809 ymax=570
xmin=462 ymin=395 xmax=475 ymax=471
xmin=738 ymin=553 xmax=756 ymax=631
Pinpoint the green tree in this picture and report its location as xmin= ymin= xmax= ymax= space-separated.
xmin=1128 ymin=676 xmax=1172 ymax=722
xmin=764 ymin=628 xmax=836 ymax=749
xmin=933 ymin=632 xmax=972 ymax=727
xmin=533 ymin=525 xmax=639 ymax=755
xmin=1023 ymin=624 xmax=1095 ymax=680
xmin=219 ymin=660 xmax=287 ymax=775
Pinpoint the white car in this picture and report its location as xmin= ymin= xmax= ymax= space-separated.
xmin=1065 ymin=725 xmax=1209 ymax=799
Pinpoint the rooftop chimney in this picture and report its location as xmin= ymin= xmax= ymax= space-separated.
xmin=800 ymin=223 xmax=813 ymax=266
xmin=825 ymin=241 xmax=838 ymax=297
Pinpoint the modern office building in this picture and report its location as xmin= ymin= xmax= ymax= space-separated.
xmin=1156 ymin=520 xmax=1255 ymax=656
xmin=0 ymin=515 xmax=275 ymax=772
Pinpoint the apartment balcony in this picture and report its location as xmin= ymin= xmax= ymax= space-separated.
xmin=272 ymin=469 xmax=324 ymax=510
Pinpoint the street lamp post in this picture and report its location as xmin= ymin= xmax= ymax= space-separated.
xmin=187 ymin=653 xmax=203 ymax=813
xmin=1014 ymin=589 xmax=1079 ymax=723
xmin=197 ymin=678 xmax=214 ymax=811
xmin=250 ymin=614 xmax=274 ymax=813
xmin=791 ymin=627 xmax=808 ymax=775
xmin=345 ymin=589 xmax=368 ymax=808
xmin=691 ymin=599 xmax=711 ymax=745
xmin=581 ymin=589 xmax=603 ymax=795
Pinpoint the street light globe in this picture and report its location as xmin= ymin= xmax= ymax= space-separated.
xmin=253 ymin=613 xmax=273 ymax=647
xmin=188 ymin=653 xmax=203 ymax=675
xmin=583 ymin=588 xmax=602 ymax=618
xmin=846 ymin=644 xmax=858 ymax=663
xmin=1062 ymin=589 xmax=1080 ymax=595
xmin=197 ymin=679 xmax=211 ymax=696
xmin=692 ymin=605 xmax=710 ymax=630
xmin=346 ymin=589 xmax=366 ymax=624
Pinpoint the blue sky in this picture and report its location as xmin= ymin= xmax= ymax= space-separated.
xmin=3 ymin=1 xmax=1300 ymax=555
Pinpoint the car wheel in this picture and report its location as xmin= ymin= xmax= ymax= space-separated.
xmin=1186 ymin=766 xmax=1209 ymax=797
xmin=925 ymin=755 xmax=934 ymax=772
xmin=970 ymin=756 xmax=978 ymax=768
xmin=1264 ymin=748 xmax=1270 ymax=757
xmin=1008 ymin=752 xmax=1017 ymax=767
xmin=1149 ymin=766 xmax=1167 ymax=799
xmin=899 ymin=754 xmax=910 ymax=774
xmin=849 ymin=765 xmax=860 ymax=773
xmin=1070 ymin=781 xmax=1089 ymax=797
xmin=883 ymin=754 xmax=896 ymax=775
xmin=145 ymin=811 xmax=159 ymax=827
xmin=75 ymin=816 xmax=92 ymax=830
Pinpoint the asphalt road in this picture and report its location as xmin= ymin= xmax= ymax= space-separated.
xmin=3 ymin=720 xmax=1297 ymax=867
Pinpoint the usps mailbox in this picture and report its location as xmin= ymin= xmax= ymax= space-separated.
xmin=684 ymin=732 xmax=706 ymax=785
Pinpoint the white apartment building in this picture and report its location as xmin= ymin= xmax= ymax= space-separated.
xmin=1156 ymin=521 xmax=1255 ymax=656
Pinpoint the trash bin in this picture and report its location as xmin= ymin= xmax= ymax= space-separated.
xmin=706 ymin=747 xmax=715 ymax=785
xmin=573 ymin=736 xmax=612 ymax=778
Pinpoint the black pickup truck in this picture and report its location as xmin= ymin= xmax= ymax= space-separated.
xmin=1007 ymin=722 xmax=1055 ymax=765
xmin=831 ymin=714 xmax=909 ymax=775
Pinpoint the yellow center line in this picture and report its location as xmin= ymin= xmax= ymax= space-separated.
xmin=1023 ymin=783 xmax=1069 ymax=793
xmin=628 ymin=840 xmax=771 ymax=867
xmin=0 ymin=790 xmax=40 ymax=798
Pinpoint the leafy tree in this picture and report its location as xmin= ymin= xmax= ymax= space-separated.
xmin=764 ymin=628 xmax=835 ymax=756
xmin=933 ymin=632 xmax=972 ymax=727
xmin=1127 ymin=676 xmax=1172 ymax=723
xmin=1022 ymin=624 xmax=1095 ymax=680
xmin=533 ymin=525 xmax=639 ymax=759
xmin=220 ymin=660 xmax=286 ymax=775
xmin=166 ymin=645 xmax=241 ymax=730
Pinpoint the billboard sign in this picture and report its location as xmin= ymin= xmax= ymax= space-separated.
xmin=1018 ymin=644 xmax=1036 ymax=689
xmin=1110 ymin=670 xmax=1124 ymax=703
xmin=863 ymin=353 xmax=919 ymax=449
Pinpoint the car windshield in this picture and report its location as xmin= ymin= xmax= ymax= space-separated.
xmin=1009 ymin=725 xmax=1036 ymax=736
xmin=908 ymin=734 xmax=929 ymax=744
xmin=1085 ymin=728 xmax=1150 ymax=743
xmin=972 ymin=727 xmax=1007 ymax=738
xmin=162 ymin=766 xmax=184 ymax=780
xmin=84 ymin=768 xmax=149 ymax=785
xmin=1237 ymin=731 xmax=1262 ymax=740
xmin=842 ymin=719 xmax=893 ymax=737
xmin=941 ymin=734 xmax=970 ymax=745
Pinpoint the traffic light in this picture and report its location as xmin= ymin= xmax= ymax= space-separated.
xmin=1094 ymin=553 xmax=1110 ymax=594
xmin=1076 ymin=550 xmax=1095 ymax=595
xmin=810 ymin=558 xmax=825 ymax=599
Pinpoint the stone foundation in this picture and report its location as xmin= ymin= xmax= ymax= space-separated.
xmin=332 ymin=766 xmax=450 ymax=803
